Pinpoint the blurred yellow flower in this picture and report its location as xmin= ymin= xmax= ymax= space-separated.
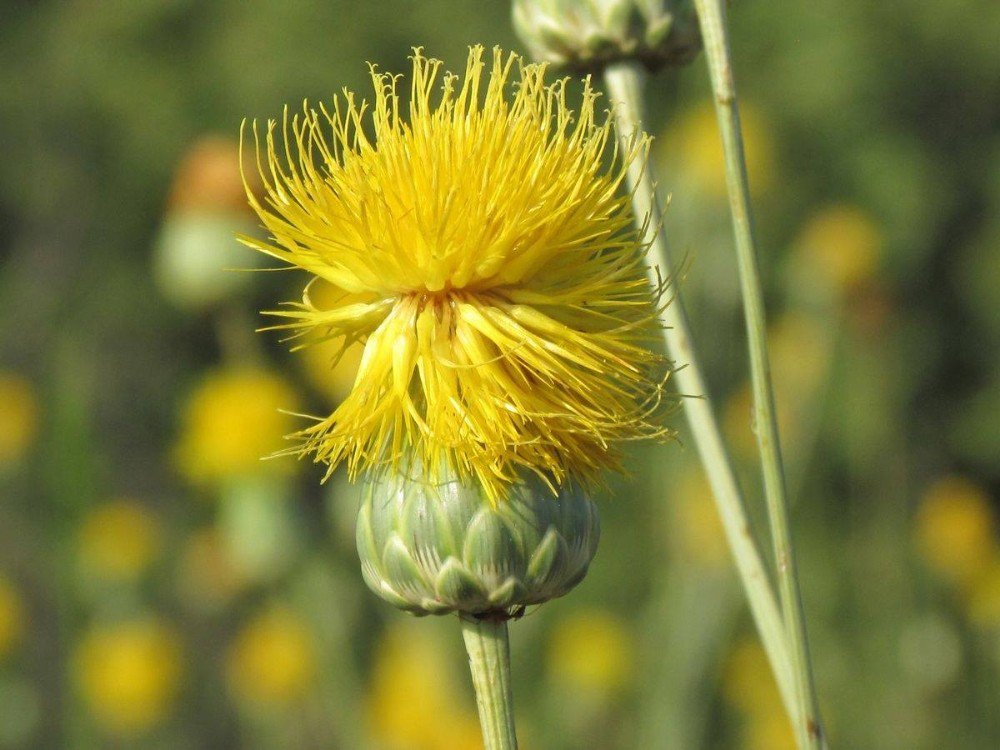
xmin=745 ymin=710 xmax=797 ymax=750
xmin=546 ymin=609 xmax=633 ymax=693
xmin=672 ymin=467 xmax=729 ymax=568
xmin=77 ymin=499 xmax=162 ymax=583
xmin=768 ymin=313 xmax=831 ymax=401
xmin=791 ymin=205 xmax=882 ymax=294
xmin=75 ymin=618 xmax=182 ymax=735
xmin=175 ymin=367 xmax=300 ymax=485
xmin=437 ymin=715 xmax=485 ymax=750
xmin=915 ymin=476 xmax=997 ymax=588
xmin=366 ymin=621 xmax=477 ymax=750
xmin=657 ymin=101 xmax=775 ymax=198
xmin=965 ymin=559 xmax=1000 ymax=628
xmin=724 ymin=313 xmax=831 ymax=466
xmin=243 ymin=46 xmax=670 ymax=502
xmin=0 ymin=575 xmax=24 ymax=660
xmin=226 ymin=606 xmax=315 ymax=707
xmin=722 ymin=312 xmax=833 ymax=471
xmin=0 ymin=373 xmax=38 ymax=467
xmin=721 ymin=636 xmax=784 ymax=718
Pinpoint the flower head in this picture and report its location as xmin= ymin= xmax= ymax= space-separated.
xmin=226 ymin=606 xmax=316 ymax=708
xmin=243 ymin=46 xmax=670 ymax=500
xmin=546 ymin=609 xmax=634 ymax=692
xmin=174 ymin=367 xmax=300 ymax=485
xmin=915 ymin=475 xmax=997 ymax=588
xmin=74 ymin=618 xmax=183 ymax=735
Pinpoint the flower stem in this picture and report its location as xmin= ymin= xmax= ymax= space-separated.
xmin=460 ymin=614 xmax=519 ymax=750
xmin=691 ymin=1 xmax=825 ymax=747
xmin=603 ymin=62 xmax=797 ymax=725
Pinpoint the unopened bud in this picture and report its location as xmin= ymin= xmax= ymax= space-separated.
xmin=513 ymin=0 xmax=701 ymax=72
xmin=356 ymin=457 xmax=600 ymax=618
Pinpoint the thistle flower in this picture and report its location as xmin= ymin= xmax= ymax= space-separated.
xmin=243 ymin=46 xmax=671 ymax=503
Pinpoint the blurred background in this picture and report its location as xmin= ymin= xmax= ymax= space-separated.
xmin=1 ymin=1 xmax=998 ymax=748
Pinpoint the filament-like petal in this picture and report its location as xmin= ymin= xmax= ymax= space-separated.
xmin=243 ymin=46 xmax=673 ymax=501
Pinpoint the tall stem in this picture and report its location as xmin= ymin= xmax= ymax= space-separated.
xmin=691 ymin=1 xmax=825 ymax=747
xmin=603 ymin=63 xmax=797 ymax=724
xmin=461 ymin=614 xmax=519 ymax=750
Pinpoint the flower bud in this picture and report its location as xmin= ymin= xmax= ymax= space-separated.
xmin=513 ymin=0 xmax=701 ymax=72
xmin=356 ymin=459 xmax=600 ymax=617
xmin=153 ymin=136 xmax=264 ymax=312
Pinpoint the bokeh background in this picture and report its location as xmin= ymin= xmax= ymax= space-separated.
xmin=1 ymin=1 xmax=998 ymax=748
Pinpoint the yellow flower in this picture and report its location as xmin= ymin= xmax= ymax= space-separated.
xmin=175 ymin=367 xmax=300 ymax=484
xmin=724 ymin=313 xmax=831 ymax=462
xmin=366 ymin=620 xmax=477 ymax=750
xmin=0 ymin=372 xmax=38 ymax=467
xmin=226 ymin=606 xmax=315 ymax=707
xmin=672 ymin=466 xmax=729 ymax=568
xmin=791 ymin=205 xmax=882 ymax=294
xmin=745 ymin=711 xmax=797 ymax=750
xmin=723 ymin=637 xmax=799 ymax=749
xmin=546 ymin=609 xmax=634 ymax=693
xmin=914 ymin=476 xmax=997 ymax=589
xmin=721 ymin=636 xmax=784 ymax=718
xmin=243 ymin=46 xmax=670 ymax=501
xmin=77 ymin=499 xmax=162 ymax=583
xmin=656 ymin=101 xmax=775 ymax=198
xmin=767 ymin=313 xmax=831 ymax=400
xmin=74 ymin=618 xmax=182 ymax=735
xmin=0 ymin=575 xmax=24 ymax=660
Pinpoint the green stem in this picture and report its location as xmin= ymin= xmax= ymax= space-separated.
xmin=461 ymin=614 xmax=519 ymax=750
xmin=691 ymin=2 xmax=825 ymax=747
xmin=603 ymin=63 xmax=798 ymax=725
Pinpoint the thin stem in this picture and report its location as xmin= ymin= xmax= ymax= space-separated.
xmin=691 ymin=1 xmax=825 ymax=747
xmin=461 ymin=614 xmax=519 ymax=750
xmin=603 ymin=63 xmax=798 ymax=725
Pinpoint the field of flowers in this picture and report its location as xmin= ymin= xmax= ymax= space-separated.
xmin=0 ymin=1 xmax=998 ymax=748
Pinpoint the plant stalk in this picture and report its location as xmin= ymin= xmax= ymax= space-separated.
xmin=691 ymin=1 xmax=825 ymax=747
xmin=603 ymin=62 xmax=798 ymax=725
xmin=461 ymin=614 xmax=519 ymax=750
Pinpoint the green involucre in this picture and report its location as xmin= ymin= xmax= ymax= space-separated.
xmin=513 ymin=0 xmax=701 ymax=72
xmin=356 ymin=463 xmax=600 ymax=617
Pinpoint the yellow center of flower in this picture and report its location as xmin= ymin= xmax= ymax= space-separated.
xmin=243 ymin=46 xmax=671 ymax=500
